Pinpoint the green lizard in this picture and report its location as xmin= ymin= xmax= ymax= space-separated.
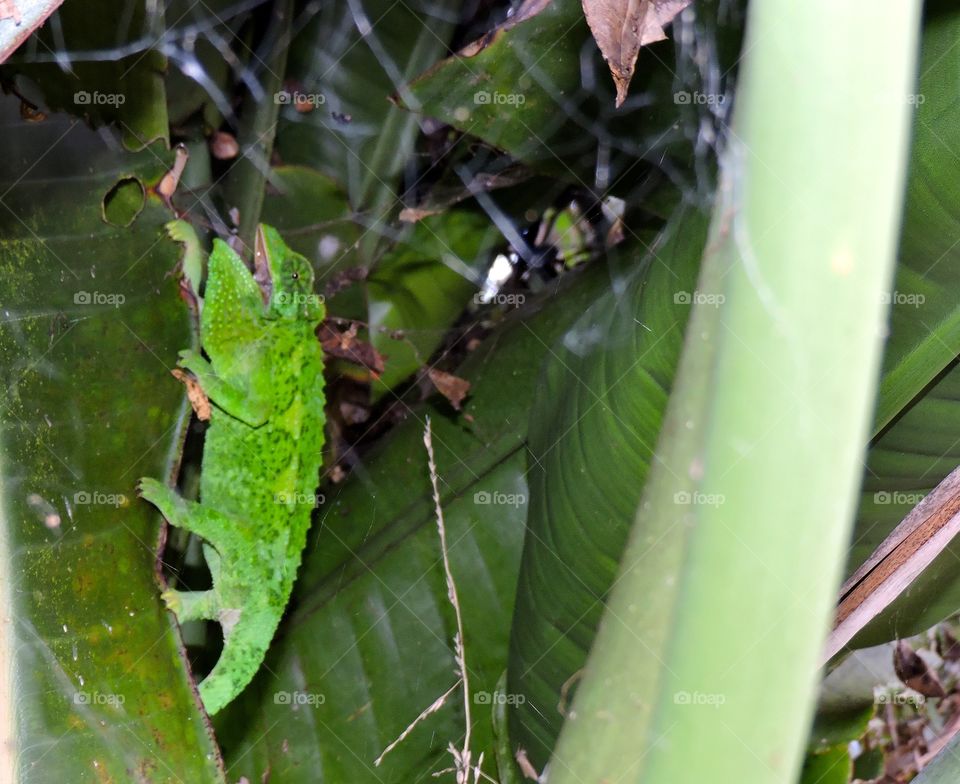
xmin=139 ymin=224 xmax=326 ymax=714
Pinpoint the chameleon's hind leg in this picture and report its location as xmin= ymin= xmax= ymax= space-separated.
xmin=162 ymin=588 xmax=218 ymax=622
xmin=137 ymin=478 xmax=238 ymax=555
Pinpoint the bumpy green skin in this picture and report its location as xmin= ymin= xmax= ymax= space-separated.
xmin=139 ymin=225 xmax=325 ymax=714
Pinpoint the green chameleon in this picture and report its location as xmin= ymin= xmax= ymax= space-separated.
xmin=139 ymin=224 xmax=326 ymax=714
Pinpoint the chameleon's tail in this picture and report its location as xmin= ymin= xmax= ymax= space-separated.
xmin=198 ymin=608 xmax=281 ymax=715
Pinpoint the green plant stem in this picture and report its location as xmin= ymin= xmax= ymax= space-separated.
xmin=546 ymin=2 xmax=922 ymax=782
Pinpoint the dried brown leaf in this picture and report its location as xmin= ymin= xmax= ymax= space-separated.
xmin=582 ymin=0 xmax=691 ymax=107
xmin=824 ymin=464 xmax=960 ymax=663
xmin=318 ymin=322 xmax=386 ymax=376
xmin=515 ymin=748 xmax=541 ymax=781
xmin=937 ymin=626 xmax=960 ymax=662
xmin=172 ymin=368 xmax=211 ymax=421
xmin=156 ymin=144 xmax=189 ymax=203
xmin=893 ymin=641 xmax=945 ymax=699
xmin=427 ymin=369 xmax=471 ymax=411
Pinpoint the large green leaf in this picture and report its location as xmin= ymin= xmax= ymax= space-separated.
xmin=831 ymin=1 xmax=960 ymax=650
xmin=506 ymin=3 xmax=960 ymax=770
xmin=405 ymin=0 xmax=742 ymax=193
xmin=872 ymin=0 xmax=960 ymax=434
xmin=914 ymin=724 xmax=960 ymax=782
xmin=366 ymin=211 xmax=500 ymax=394
xmin=0 ymin=100 xmax=222 ymax=780
xmin=2 ymin=0 xmax=168 ymax=150
xmin=405 ymin=0 xmax=588 ymax=166
xmin=277 ymin=0 xmax=460 ymax=218
xmin=841 ymin=361 xmax=960 ymax=649
xmin=214 ymin=260 xmax=617 ymax=782
xmin=506 ymin=209 xmax=707 ymax=766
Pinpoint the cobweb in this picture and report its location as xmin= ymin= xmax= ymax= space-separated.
xmin=5 ymin=0 xmax=738 ymax=257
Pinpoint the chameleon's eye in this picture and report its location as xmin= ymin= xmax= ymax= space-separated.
xmin=291 ymin=272 xmax=299 ymax=280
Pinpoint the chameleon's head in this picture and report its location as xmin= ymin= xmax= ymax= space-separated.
xmin=253 ymin=225 xmax=324 ymax=322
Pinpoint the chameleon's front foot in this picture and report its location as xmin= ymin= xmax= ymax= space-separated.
xmin=176 ymin=348 xmax=271 ymax=428
xmin=177 ymin=348 xmax=205 ymax=371
xmin=136 ymin=477 xmax=168 ymax=505
xmin=137 ymin=477 xmax=236 ymax=553
xmin=137 ymin=477 xmax=187 ymax=527
xmin=162 ymin=588 xmax=218 ymax=622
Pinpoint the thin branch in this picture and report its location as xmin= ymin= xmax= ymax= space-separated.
xmin=424 ymin=416 xmax=473 ymax=779
xmin=374 ymin=679 xmax=462 ymax=767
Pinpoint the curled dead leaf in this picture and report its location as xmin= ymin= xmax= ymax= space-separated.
xmin=582 ymin=0 xmax=691 ymax=107
xmin=318 ymin=322 xmax=386 ymax=376
xmin=515 ymin=747 xmax=541 ymax=781
xmin=824 ymin=464 xmax=960 ymax=664
xmin=893 ymin=640 xmax=945 ymax=699
xmin=157 ymin=144 xmax=189 ymax=203
xmin=937 ymin=626 xmax=960 ymax=662
xmin=172 ymin=368 xmax=211 ymax=421
xmin=427 ymin=368 xmax=471 ymax=411
xmin=19 ymin=100 xmax=45 ymax=122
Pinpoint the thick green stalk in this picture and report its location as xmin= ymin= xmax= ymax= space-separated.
xmin=546 ymin=3 xmax=922 ymax=783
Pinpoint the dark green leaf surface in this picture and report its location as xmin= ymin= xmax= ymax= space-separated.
xmin=546 ymin=0 xmax=919 ymax=776
xmin=2 ymin=0 xmax=168 ymax=150
xmin=506 ymin=210 xmax=707 ymax=766
xmin=277 ymin=0 xmax=460 ymax=217
xmin=0 ymin=100 xmax=222 ymax=780
xmin=366 ymin=211 xmax=500 ymax=394
xmin=405 ymin=0 xmax=741 ymax=191
xmin=914 ymin=724 xmax=960 ymax=782
xmin=843 ymin=359 xmax=960 ymax=648
xmin=258 ymin=166 xmax=361 ymax=279
xmin=872 ymin=2 xmax=960 ymax=434
xmin=799 ymin=747 xmax=852 ymax=784
xmin=836 ymin=3 xmax=960 ymax=648
xmin=405 ymin=0 xmax=587 ymax=166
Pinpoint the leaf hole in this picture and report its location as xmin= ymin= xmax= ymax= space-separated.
xmin=102 ymin=176 xmax=145 ymax=227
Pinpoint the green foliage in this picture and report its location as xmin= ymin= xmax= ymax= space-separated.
xmin=0 ymin=105 xmax=222 ymax=782
xmin=7 ymin=1 xmax=960 ymax=783
xmin=507 ymin=213 xmax=707 ymax=765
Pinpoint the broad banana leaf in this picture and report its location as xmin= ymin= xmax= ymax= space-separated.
xmin=0 ymin=99 xmax=222 ymax=781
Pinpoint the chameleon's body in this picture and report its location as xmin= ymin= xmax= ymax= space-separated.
xmin=139 ymin=225 xmax=325 ymax=714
